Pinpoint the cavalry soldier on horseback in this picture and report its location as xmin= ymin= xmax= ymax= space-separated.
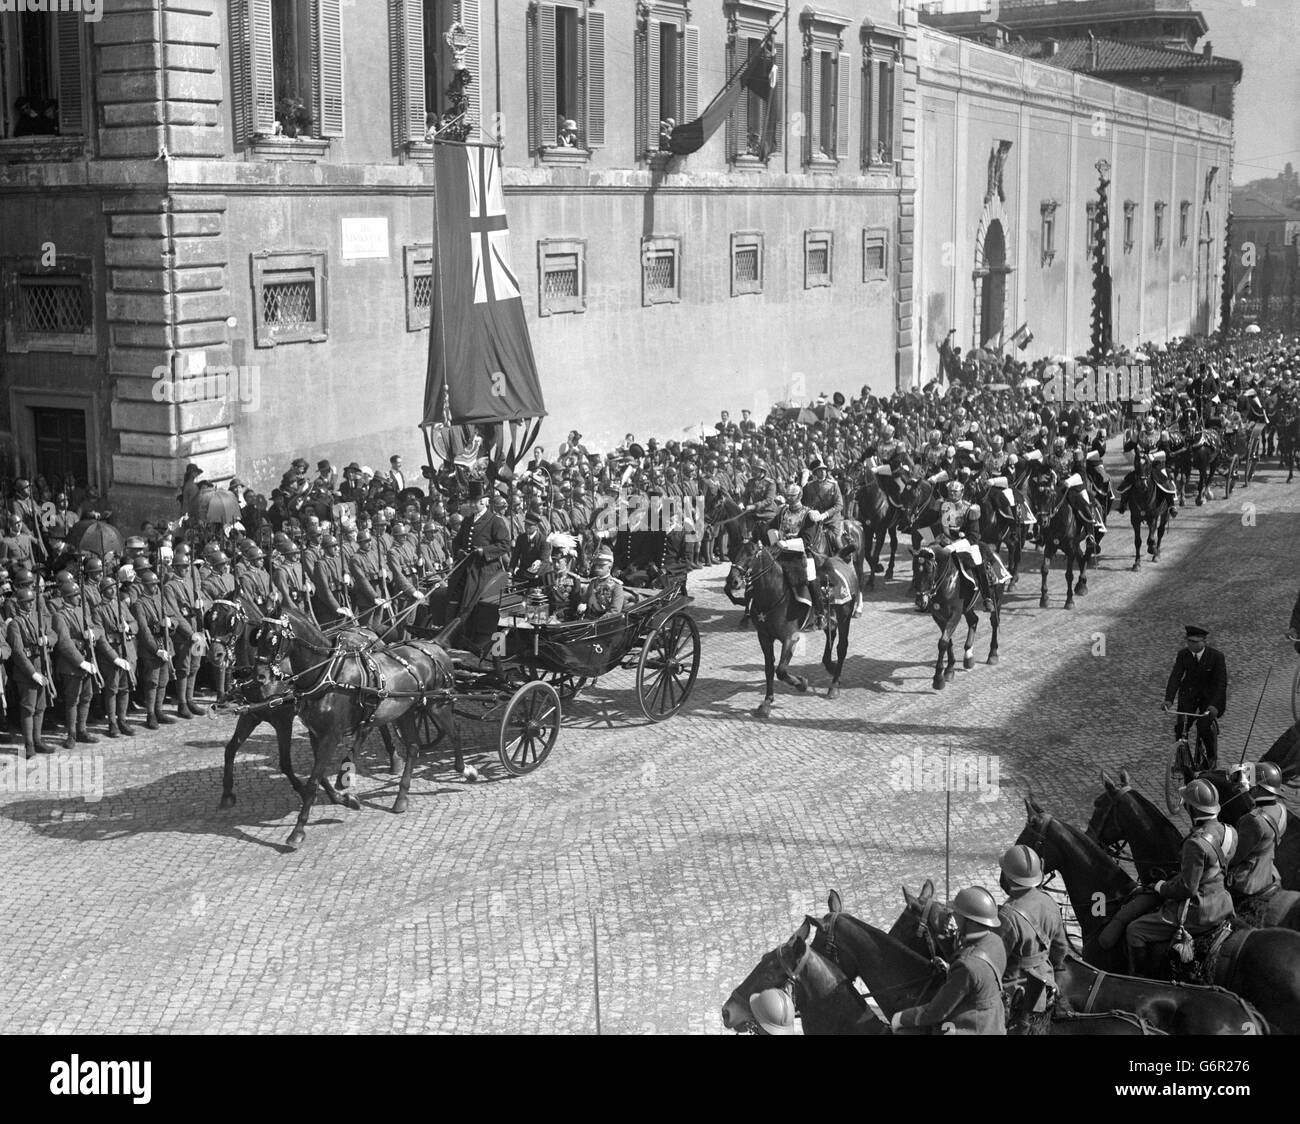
xmin=740 ymin=461 xmax=779 ymax=533
xmin=1125 ymin=779 xmax=1237 ymax=979
xmin=1040 ymin=436 xmax=1104 ymax=543
xmin=1162 ymin=624 xmax=1227 ymax=771
xmin=1116 ymin=417 xmax=1173 ymax=514
xmin=578 ymin=545 xmax=626 ymax=620
xmin=50 ymin=570 xmax=108 ymax=748
xmin=984 ymin=434 xmax=1010 ymax=479
xmin=919 ymin=430 xmax=951 ymax=477
xmin=937 ymin=480 xmax=996 ymax=613
xmin=200 ymin=550 xmax=237 ymax=704
xmin=891 ymin=886 xmax=1007 ymax=1035
xmin=164 ymin=544 xmax=209 ymax=718
xmin=93 ymin=572 xmax=137 ymax=737
xmin=1226 ymin=762 xmax=1288 ymax=906
xmin=802 ymin=458 xmax=844 ymax=555
xmin=772 ymin=480 xmax=826 ymax=628
xmin=132 ymin=569 xmax=175 ymax=730
xmin=997 ymin=845 xmax=1068 ymax=1035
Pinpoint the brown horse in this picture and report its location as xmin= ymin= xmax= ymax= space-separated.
xmin=912 ymin=543 xmax=1000 ymax=690
xmin=724 ymin=541 xmax=858 ymax=715
xmin=248 ymin=606 xmax=464 ymax=848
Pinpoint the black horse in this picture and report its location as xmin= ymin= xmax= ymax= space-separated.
xmin=1125 ymin=446 xmax=1174 ymax=571
xmin=1026 ymin=472 xmax=1092 ymax=609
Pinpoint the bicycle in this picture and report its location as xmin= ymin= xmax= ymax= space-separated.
xmin=1162 ymin=706 xmax=1215 ymax=816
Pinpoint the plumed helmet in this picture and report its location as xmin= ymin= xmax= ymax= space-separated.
xmin=952 ymin=886 xmax=1000 ymax=928
xmin=946 ymin=481 xmax=964 ymax=501
xmin=999 ymin=844 xmax=1044 ymax=888
xmin=1179 ymin=778 xmax=1220 ymax=815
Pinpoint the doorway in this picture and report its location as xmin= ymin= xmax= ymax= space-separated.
xmin=978 ymin=220 xmax=1008 ymax=348
xmin=31 ymin=406 xmax=88 ymax=487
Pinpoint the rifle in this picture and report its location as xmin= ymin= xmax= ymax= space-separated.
xmin=79 ymin=575 xmax=106 ymax=691
xmin=35 ymin=588 xmax=56 ymax=703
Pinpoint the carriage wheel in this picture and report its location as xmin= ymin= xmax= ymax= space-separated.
xmin=636 ymin=612 xmax=700 ymax=723
xmin=498 ymin=680 xmax=561 ymax=776
xmin=1224 ymin=458 xmax=1237 ymax=499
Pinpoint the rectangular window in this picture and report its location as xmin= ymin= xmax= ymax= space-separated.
xmin=0 ymin=10 xmax=86 ymax=143
xmin=801 ymin=11 xmax=850 ymax=167
xmin=392 ymin=1 xmax=482 ymax=150
xmin=805 ymin=230 xmax=833 ymax=289
xmin=252 ymin=250 xmax=328 ymax=346
xmin=725 ymin=6 xmax=783 ymax=166
xmin=230 ymin=0 xmax=345 ymax=145
xmin=1040 ymin=201 xmax=1058 ymax=267
xmin=3 ymin=256 xmax=95 ymax=354
xmin=818 ymin=52 xmax=836 ymax=158
xmin=730 ymin=231 xmax=764 ymax=297
xmin=1179 ymin=200 xmax=1191 ymax=245
xmin=538 ymin=239 xmax=587 ymax=316
xmin=863 ymin=228 xmax=888 ymax=282
xmin=1123 ymin=201 xmax=1136 ymax=253
xmin=527 ymin=1 xmax=606 ymax=154
xmin=642 ymin=235 xmax=681 ymax=306
xmin=862 ymin=30 xmax=902 ymax=170
xmin=404 ymin=243 xmax=433 ymax=331
xmin=637 ymin=6 xmax=697 ymax=158
xmin=1154 ymin=201 xmax=1166 ymax=250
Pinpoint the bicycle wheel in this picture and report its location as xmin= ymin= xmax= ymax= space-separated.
xmin=1292 ymin=662 xmax=1300 ymax=725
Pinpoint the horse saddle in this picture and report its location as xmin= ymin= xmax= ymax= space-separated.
xmin=988 ymin=487 xmax=1015 ymax=522
xmin=1168 ymin=921 xmax=1234 ymax=988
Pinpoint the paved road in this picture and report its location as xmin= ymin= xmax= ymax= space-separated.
xmin=1 ymin=462 xmax=1296 ymax=1034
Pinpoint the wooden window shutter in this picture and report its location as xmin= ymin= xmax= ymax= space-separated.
xmin=768 ymin=61 xmax=781 ymax=155
xmin=390 ymin=0 xmax=426 ymax=149
xmin=538 ymin=2 xmax=558 ymax=148
xmin=585 ymin=7 xmax=605 ymax=147
xmin=725 ymin=38 xmax=743 ymax=159
xmin=527 ymin=7 xmax=539 ymax=152
xmin=836 ymin=51 xmax=850 ymax=161
xmin=314 ymin=0 xmax=345 ymax=138
xmin=461 ymin=0 xmax=481 ymax=139
xmin=634 ymin=22 xmax=647 ymax=156
xmin=231 ymin=0 xmax=252 ymax=144
xmin=54 ymin=13 xmax=85 ymax=136
xmin=892 ymin=56 xmax=903 ymax=168
xmin=645 ymin=17 xmax=661 ymax=155
xmin=238 ymin=0 xmax=276 ymax=140
xmin=683 ymin=25 xmax=699 ymax=124
xmin=860 ymin=57 xmax=870 ymax=166
xmin=807 ymin=49 xmax=821 ymax=163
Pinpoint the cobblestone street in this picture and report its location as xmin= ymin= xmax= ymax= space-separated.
xmin=2 ymin=461 xmax=1296 ymax=1035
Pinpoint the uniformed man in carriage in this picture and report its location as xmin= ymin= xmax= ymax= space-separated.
xmin=542 ymin=533 xmax=582 ymax=622
xmin=443 ymin=479 xmax=512 ymax=640
xmin=936 ymin=480 xmax=997 ymax=613
xmin=271 ymin=535 xmax=314 ymax=625
xmin=1226 ymin=762 xmax=1287 ymax=912
xmin=996 ymin=845 xmax=1068 ymax=1034
xmin=770 ymin=480 xmax=826 ymax=628
xmin=578 ymin=545 xmax=626 ymax=621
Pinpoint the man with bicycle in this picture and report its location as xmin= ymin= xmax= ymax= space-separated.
xmin=1163 ymin=624 xmax=1228 ymax=772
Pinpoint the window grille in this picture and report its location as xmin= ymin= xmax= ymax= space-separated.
xmin=263 ymin=280 xmax=316 ymax=329
xmin=18 ymin=277 xmax=89 ymax=333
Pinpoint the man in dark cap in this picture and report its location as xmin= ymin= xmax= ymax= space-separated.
xmin=1163 ymin=625 xmax=1228 ymax=771
xmin=444 ymin=479 xmax=512 ymax=641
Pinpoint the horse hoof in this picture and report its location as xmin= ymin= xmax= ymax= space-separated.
xmin=738 ymin=616 xmax=752 ymax=630
xmin=884 ymin=567 xmax=895 ymax=581
xmin=943 ymin=669 xmax=955 ymax=682
xmin=933 ymin=678 xmax=946 ymax=691
xmin=963 ymin=658 xmax=974 ymax=671
xmin=462 ymin=766 xmax=480 ymax=783
xmin=218 ymin=794 xmax=236 ymax=810
xmin=755 ymin=702 xmax=772 ymax=719
xmin=392 ymin=795 xmax=409 ymax=815
xmin=1131 ymin=562 xmax=1141 ymax=572
xmin=343 ymin=794 xmax=362 ymax=812
xmin=1076 ymin=584 xmax=1087 ymax=596
xmin=286 ymin=829 xmax=305 ymax=849
xmin=871 ymin=563 xmax=884 ymax=574
xmin=987 ymin=653 xmax=999 ymax=666
xmin=827 ymin=685 xmax=840 ymax=700
xmin=796 ymin=678 xmax=810 ymax=693
xmin=1064 ymin=600 xmax=1075 ymax=610
xmin=1039 ymin=597 xmax=1049 ymax=609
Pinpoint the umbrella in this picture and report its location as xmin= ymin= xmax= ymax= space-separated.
xmin=187 ymin=488 xmax=242 ymax=526
xmin=66 ymin=519 xmax=124 ymax=559
xmin=987 ymin=382 xmax=1012 ymax=391
xmin=1018 ymin=377 xmax=1041 ymax=390
xmin=1131 ymin=351 xmax=1149 ymax=361
xmin=1245 ymin=323 xmax=1261 ymax=334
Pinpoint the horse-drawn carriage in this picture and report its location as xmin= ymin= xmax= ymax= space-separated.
xmin=411 ymin=577 xmax=701 ymax=776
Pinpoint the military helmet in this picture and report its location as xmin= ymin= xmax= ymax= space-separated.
xmin=1255 ymin=761 xmax=1284 ymax=796
xmin=16 ymin=587 xmax=36 ymax=605
xmin=173 ymin=544 xmax=191 ymax=565
xmin=125 ymin=536 xmax=147 ymax=552
xmin=6 ymin=511 xmax=21 ymax=527
xmin=82 ymin=555 xmax=104 ymax=575
xmin=321 ymin=534 xmax=339 ymax=549
xmin=54 ymin=571 xmax=78 ymax=597
xmin=952 ymin=886 xmax=1000 ymax=929
xmin=1179 ymin=778 xmax=1220 ymax=815
xmin=244 ymin=544 xmax=265 ymax=563
xmin=356 ymin=529 xmax=373 ymax=546
xmin=421 ymin=521 xmax=440 ymax=536
xmin=132 ymin=556 xmax=152 ymax=573
xmin=12 ymin=567 xmax=34 ymax=587
xmin=999 ymin=844 xmax=1044 ymax=888
xmin=100 ymin=576 xmax=119 ymax=596
xmin=946 ymin=481 xmax=964 ymax=501
xmin=138 ymin=569 xmax=161 ymax=588
xmin=749 ymin=988 xmax=797 ymax=1035
xmin=211 ymin=551 xmax=231 ymax=567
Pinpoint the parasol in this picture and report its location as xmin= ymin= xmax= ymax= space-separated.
xmin=1018 ymin=377 xmax=1041 ymax=390
xmin=1245 ymin=323 xmax=1261 ymax=334
xmin=66 ymin=519 xmax=123 ymax=559
xmin=187 ymin=488 xmax=242 ymax=526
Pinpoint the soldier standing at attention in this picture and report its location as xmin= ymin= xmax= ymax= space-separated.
xmin=6 ymin=587 xmax=58 ymax=756
xmin=1162 ymin=624 xmax=1227 ymax=771
xmin=94 ymin=572 xmax=138 ymax=737
xmin=133 ymin=569 xmax=176 ymax=730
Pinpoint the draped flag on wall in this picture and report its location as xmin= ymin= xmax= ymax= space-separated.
xmin=667 ymin=28 xmax=779 ymax=157
xmin=423 ymin=141 xmax=547 ymax=430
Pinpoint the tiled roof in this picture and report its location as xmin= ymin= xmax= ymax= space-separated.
xmin=1231 ymin=194 xmax=1300 ymax=221
xmin=1003 ymin=37 xmax=1239 ymax=74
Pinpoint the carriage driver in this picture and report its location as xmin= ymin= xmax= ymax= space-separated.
xmin=937 ymin=481 xmax=996 ymax=613
xmin=577 ymin=545 xmax=625 ymax=621
xmin=772 ymin=480 xmax=826 ymax=628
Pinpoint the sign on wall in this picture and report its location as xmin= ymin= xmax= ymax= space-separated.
xmin=340 ymin=216 xmax=390 ymax=260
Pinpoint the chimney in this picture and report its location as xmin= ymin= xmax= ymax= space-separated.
xmin=1085 ymin=31 xmax=1098 ymax=71
xmin=1202 ymin=41 xmax=1212 ymax=59
xmin=1042 ymin=37 xmax=1058 ymax=58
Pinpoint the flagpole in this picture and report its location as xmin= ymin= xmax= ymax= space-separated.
xmin=690 ymin=11 xmax=786 ymax=126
